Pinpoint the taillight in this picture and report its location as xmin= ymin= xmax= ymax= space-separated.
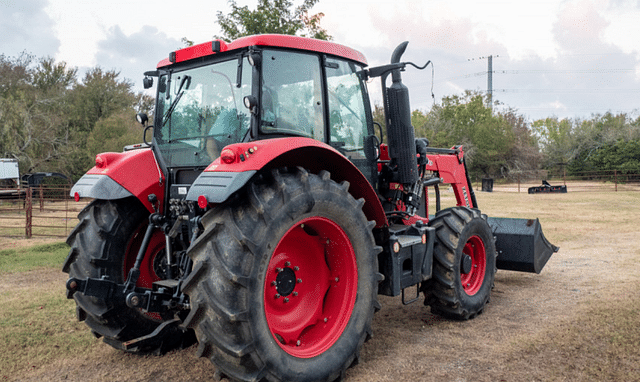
xmin=220 ymin=148 xmax=237 ymax=164
xmin=197 ymin=195 xmax=208 ymax=209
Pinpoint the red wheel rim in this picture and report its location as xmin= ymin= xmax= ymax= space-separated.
xmin=264 ymin=217 xmax=358 ymax=358
xmin=460 ymin=235 xmax=486 ymax=296
xmin=124 ymin=223 xmax=165 ymax=320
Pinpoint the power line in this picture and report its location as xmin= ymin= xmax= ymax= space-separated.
xmin=494 ymin=88 xmax=640 ymax=93
xmin=497 ymin=69 xmax=635 ymax=74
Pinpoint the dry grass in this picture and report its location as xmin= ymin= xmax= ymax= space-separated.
xmin=1 ymin=183 xmax=639 ymax=381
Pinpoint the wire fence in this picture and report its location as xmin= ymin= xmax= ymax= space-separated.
xmin=0 ymin=172 xmax=638 ymax=239
xmin=0 ymin=185 xmax=91 ymax=239
xmin=474 ymin=170 xmax=640 ymax=193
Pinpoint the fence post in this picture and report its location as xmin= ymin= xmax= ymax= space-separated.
xmin=64 ymin=186 xmax=69 ymax=235
xmin=39 ymin=184 xmax=44 ymax=212
xmin=518 ymin=173 xmax=521 ymax=193
xmin=25 ymin=187 xmax=32 ymax=238
xmin=614 ymin=170 xmax=618 ymax=192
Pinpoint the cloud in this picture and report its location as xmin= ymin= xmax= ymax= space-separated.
xmin=94 ymin=25 xmax=181 ymax=88
xmin=0 ymin=0 xmax=60 ymax=58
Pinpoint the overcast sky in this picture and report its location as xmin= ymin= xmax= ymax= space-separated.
xmin=2 ymin=0 xmax=639 ymax=121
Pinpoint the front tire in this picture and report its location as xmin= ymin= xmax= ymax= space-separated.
xmin=424 ymin=207 xmax=496 ymax=320
xmin=183 ymin=168 xmax=381 ymax=382
xmin=63 ymin=198 xmax=193 ymax=353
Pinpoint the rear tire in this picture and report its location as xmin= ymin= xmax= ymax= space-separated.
xmin=63 ymin=198 xmax=193 ymax=353
xmin=424 ymin=207 xmax=496 ymax=320
xmin=183 ymin=168 xmax=382 ymax=382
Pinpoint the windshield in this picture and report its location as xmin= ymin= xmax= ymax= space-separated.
xmin=155 ymin=56 xmax=252 ymax=168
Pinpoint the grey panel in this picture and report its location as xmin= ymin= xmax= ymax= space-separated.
xmin=70 ymin=174 xmax=133 ymax=200
xmin=186 ymin=171 xmax=257 ymax=203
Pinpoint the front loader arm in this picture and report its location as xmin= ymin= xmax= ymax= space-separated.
xmin=424 ymin=147 xmax=477 ymax=209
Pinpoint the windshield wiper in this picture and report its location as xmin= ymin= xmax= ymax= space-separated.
xmin=162 ymin=75 xmax=191 ymax=126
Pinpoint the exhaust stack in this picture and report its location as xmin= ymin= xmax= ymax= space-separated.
xmin=385 ymin=41 xmax=418 ymax=185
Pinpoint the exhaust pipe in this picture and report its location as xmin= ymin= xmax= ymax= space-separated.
xmin=386 ymin=41 xmax=418 ymax=185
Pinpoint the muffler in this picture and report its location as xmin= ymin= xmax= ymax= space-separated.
xmin=487 ymin=217 xmax=559 ymax=273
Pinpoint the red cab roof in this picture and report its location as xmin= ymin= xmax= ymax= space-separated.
xmin=157 ymin=34 xmax=368 ymax=68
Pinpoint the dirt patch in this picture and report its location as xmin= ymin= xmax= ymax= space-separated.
xmin=5 ymin=189 xmax=640 ymax=381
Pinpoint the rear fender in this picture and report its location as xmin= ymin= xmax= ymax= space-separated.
xmin=71 ymin=149 xmax=165 ymax=214
xmin=186 ymin=137 xmax=387 ymax=228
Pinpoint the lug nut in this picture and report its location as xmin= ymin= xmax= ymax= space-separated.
xmin=271 ymin=281 xmax=277 ymax=286
xmin=284 ymin=298 xmax=289 ymax=303
xmin=324 ymin=318 xmax=328 ymax=323
xmin=297 ymin=278 xmax=302 ymax=283
xmin=275 ymin=294 xmax=281 ymax=299
xmin=276 ymin=267 xmax=283 ymax=273
xmin=335 ymin=277 xmax=339 ymax=282
xmin=130 ymin=296 xmax=140 ymax=306
xmin=292 ymin=292 xmax=298 ymax=296
xmin=285 ymin=261 xmax=291 ymax=266
xmin=296 ymin=340 xmax=301 ymax=346
xmin=293 ymin=266 xmax=299 ymax=271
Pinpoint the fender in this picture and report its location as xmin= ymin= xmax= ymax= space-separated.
xmin=186 ymin=137 xmax=387 ymax=228
xmin=70 ymin=149 xmax=165 ymax=213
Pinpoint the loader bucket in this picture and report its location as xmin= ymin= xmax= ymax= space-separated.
xmin=487 ymin=217 xmax=559 ymax=274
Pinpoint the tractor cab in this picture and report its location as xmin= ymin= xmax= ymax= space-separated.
xmin=145 ymin=36 xmax=378 ymax=203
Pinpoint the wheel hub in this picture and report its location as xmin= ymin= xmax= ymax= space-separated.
xmin=461 ymin=254 xmax=473 ymax=274
xmin=275 ymin=267 xmax=296 ymax=296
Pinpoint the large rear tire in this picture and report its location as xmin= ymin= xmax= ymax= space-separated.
xmin=424 ymin=207 xmax=496 ymax=320
xmin=63 ymin=198 xmax=193 ymax=353
xmin=183 ymin=168 xmax=382 ymax=382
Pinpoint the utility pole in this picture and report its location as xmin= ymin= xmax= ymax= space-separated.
xmin=467 ymin=55 xmax=498 ymax=110
xmin=487 ymin=55 xmax=493 ymax=110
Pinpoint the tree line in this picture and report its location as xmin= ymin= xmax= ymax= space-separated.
xmin=1 ymin=52 xmax=639 ymax=183
xmin=377 ymin=91 xmax=640 ymax=179
xmin=2 ymin=0 xmax=638 ymax=183
xmin=0 ymin=52 xmax=152 ymax=182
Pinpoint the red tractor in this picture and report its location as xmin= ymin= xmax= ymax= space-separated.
xmin=64 ymin=35 xmax=557 ymax=381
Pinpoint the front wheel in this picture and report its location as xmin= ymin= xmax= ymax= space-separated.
xmin=424 ymin=207 xmax=496 ymax=320
xmin=183 ymin=168 xmax=382 ymax=382
xmin=63 ymin=198 xmax=193 ymax=353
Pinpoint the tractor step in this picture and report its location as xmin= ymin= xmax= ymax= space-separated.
xmin=487 ymin=217 xmax=559 ymax=274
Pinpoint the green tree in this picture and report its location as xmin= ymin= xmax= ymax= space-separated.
xmin=0 ymin=54 xmax=77 ymax=174
xmin=215 ymin=0 xmax=331 ymax=41
xmin=86 ymin=111 xmax=142 ymax=155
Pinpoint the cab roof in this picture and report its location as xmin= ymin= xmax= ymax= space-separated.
xmin=157 ymin=34 xmax=368 ymax=68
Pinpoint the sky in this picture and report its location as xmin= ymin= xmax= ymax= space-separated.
xmin=2 ymin=0 xmax=640 ymax=121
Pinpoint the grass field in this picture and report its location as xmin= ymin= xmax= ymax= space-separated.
xmin=1 ymin=184 xmax=638 ymax=381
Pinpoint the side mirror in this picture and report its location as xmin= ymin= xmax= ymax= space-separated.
xmin=143 ymin=76 xmax=154 ymax=89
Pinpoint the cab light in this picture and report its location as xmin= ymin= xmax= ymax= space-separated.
xmin=95 ymin=155 xmax=106 ymax=168
xmin=220 ymin=148 xmax=237 ymax=164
